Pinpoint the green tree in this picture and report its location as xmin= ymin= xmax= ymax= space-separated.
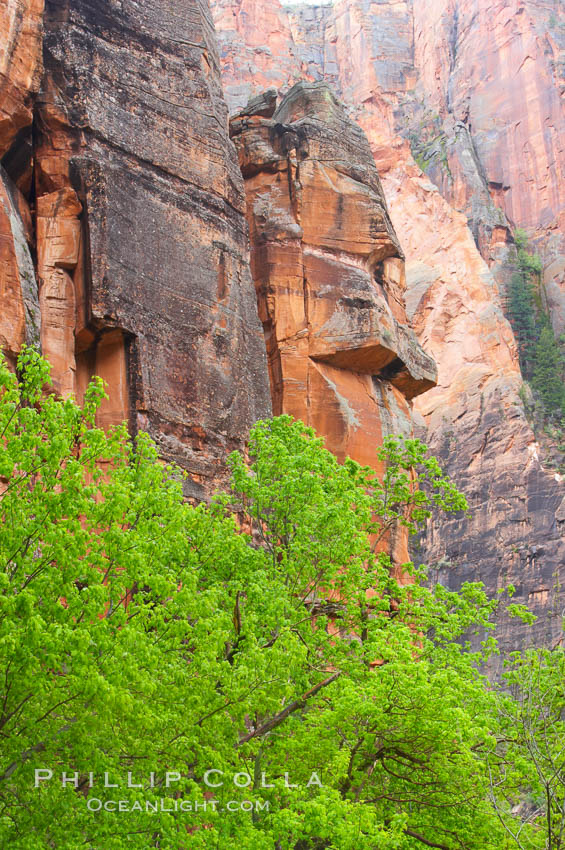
xmin=507 ymin=230 xmax=543 ymax=379
xmin=507 ymin=270 xmax=538 ymax=377
xmin=488 ymin=648 xmax=565 ymax=850
xmin=0 ymin=349 xmax=522 ymax=849
xmin=531 ymin=327 xmax=565 ymax=418
xmin=515 ymin=229 xmax=543 ymax=281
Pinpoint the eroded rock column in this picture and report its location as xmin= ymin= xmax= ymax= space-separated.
xmin=36 ymin=188 xmax=81 ymax=397
xmin=231 ymin=83 xmax=438 ymax=564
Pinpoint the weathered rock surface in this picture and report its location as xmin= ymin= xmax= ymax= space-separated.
xmin=386 ymin=159 xmax=565 ymax=661
xmin=0 ymin=0 xmax=44 ymax=163
xmin=1 ymin=0 xmax=272 ymax=494
xmin=214 ymin=0 xmax=565 ymax=320
xmin=0 ymin=166 xmax=40 ymax=364
xmin=412 ymin=0 xmax=565 ymax=334
xmin=1 ymin=0 xmax=563 ymax=656
xmin=212 ymin=0 xmax=565 ymax=658
xmin=232 ymin=81 xmax=437 ymax=565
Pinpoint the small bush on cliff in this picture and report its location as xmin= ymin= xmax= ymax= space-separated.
xmin=0 ymin=349 xmax=529 ymax=850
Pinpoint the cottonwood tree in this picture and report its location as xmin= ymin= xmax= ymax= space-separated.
xmin=0 ymin=348 xmax=523 ymax=849
xmin=488 ymin=648 xmax=565 ymax=850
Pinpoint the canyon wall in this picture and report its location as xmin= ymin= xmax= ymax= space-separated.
xmin=1 ymin=0 xmax=441 ymax=509
xmin=2 ymin=0 xmax=564 ymax=656
xmin=411 ymin=0 xmax=565 ymax=333
xmin=1 ymin=0 xmax=435 ymax=554
xmin=0 ymin=0 xmax=44 ymax=366
xmin=212 ymin=0 xmax=565 ymax=657
xmin=0 ymin=0 xmax=446 ymax=582
xmin=231 ymin=81 xmax=437 ymax=564
xmin=1 ymin=0 xmax=272 ymax=496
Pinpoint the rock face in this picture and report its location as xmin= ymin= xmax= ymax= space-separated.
xmin=1 ymin=0 xmax=434 ymax=556
xmin=231 ymin=80 xmax=437 ymax=564
xmin=0 ymin=0 xmax=44 ymax=162
xmin=0 ymin=0 xmax=44 ymax=365
xmin=406 ymin=0 xmax=565 ymax=654
xmin=387 ymin=159 xmax=565 ymax=658
xmin=232 ymin=80 xmax=436 ymax=426
xmin=1 ymin=0 xmax=563 ymax=656
xmin=214 ymin=0 xmax=565 ymax=316
xmin=412 ymin=0 xmax=565 ymax=334
xmin=212 ymin=0 xmax=565 ymax=659
xmin=0 ymin=166 xmax=40 ymax=365
xmin=0 ymin=0 xmax=272 ymax=494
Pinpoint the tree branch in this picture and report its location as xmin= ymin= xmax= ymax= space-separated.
xmin=403 ymin=828 xmax=451 ymax=850
xmin=238 ymin=672 xmax=341 ymax=746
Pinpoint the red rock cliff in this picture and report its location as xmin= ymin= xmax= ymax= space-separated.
xmin=2 ymin=0 xmax=563 ymax=655
xmin=212 ymin=0 xmax=565 ymax=658
xmin=412 ymin=0 xmax=565 ymax=332
xmin=0 ymin=0 xmax=441 ymax=577
xmin=231 ymin=81 xmax=437 ymax=564
xmin=0 ymin=0 xmax=272 ymax=496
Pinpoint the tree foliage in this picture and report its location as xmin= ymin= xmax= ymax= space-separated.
xmin=507 ymin=270 xmax=538 ymax=379
xmin=507 ymin=230 xmax=543 ymax=380
xmin=489 ymin=648 xmax=565 ymax=850
xmin=531 ymin=327 xmax=565 ymax=418
xmin=0 ymin=348 xmax=534 ymax=849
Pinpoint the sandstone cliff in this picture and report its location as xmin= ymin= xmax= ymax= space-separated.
xmin=2 ymin=0 xmax=563 ymax=657
xmin=0 ymin=0 xmax=43 ymax=364
xmin=231 ymin=80 xmax=437 ymax=564
xmin=0 ymin=0 xmax=443 ymax=575
xmin=411 ymin=0 xmax=565 ymax=333
xmin=1 ymin=0 xmax=272 ymax=495
xmin=212 ymin=0 xmax=565 ymax=657
xmin=0 ymin=0 xmax=438 ymax=508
